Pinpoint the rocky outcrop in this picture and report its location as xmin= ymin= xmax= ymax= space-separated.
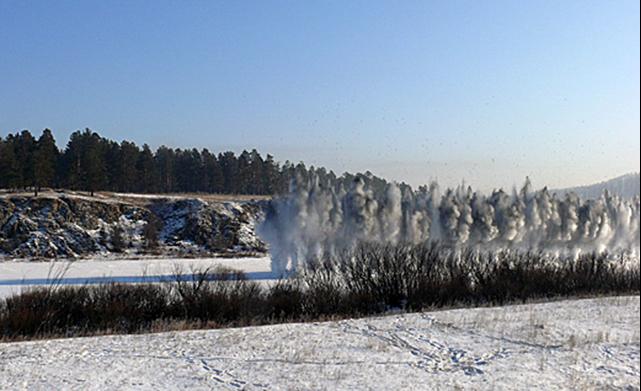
xmin=0 ymin=193 xmax=266 ymax=259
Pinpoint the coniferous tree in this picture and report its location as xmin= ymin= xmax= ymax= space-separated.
xmin=262 ymin=154 xmax=279 ymax=194
xmin=248 ymin=149 xmax=264 ymax=194
xmin=33 ymin=129 xmax=59 ymax=195
xmin=61 ymin=130 xmax=84 ymax=190
xmin=16 ymin=130 xmax=37 ymax=189
xmin=156 ymin=146 xmax=175 ymax=193
xmin=136 ymin=144 xmax=157 ymax=193
xmin=237 ymin=150 xmax=252 ymax=194
xmin=174 ymin=149 xmax=191 ymax=192
xmin=83 ymin=130 xmax=107 ymax=196
xmin=279 ymin=160 xmax=295 ymax=193
xmin=205 ymin=151 xmax=224 ymax=193
xmin=188 ymin=148 xmax=204 ymax=192
xmin=117 ymin=140 xmax=140 ymax=192
xmin=103 ymin=140 xmax=121 ymax=190
xmin=0 ymin=136 xmax=21 ymax=189
xmin=1 ymin=128 xmax=342 ymax=196
xmin=218 ymin=151 xmax=239 ymax=194
xmin=200 ymin=149 xmax=215 ymax=193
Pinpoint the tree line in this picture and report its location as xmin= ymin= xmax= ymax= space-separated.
xmin=0 ymin=128 xmax=334 ymax=196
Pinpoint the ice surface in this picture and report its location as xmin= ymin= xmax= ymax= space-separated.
xmin=0 ymin=256 xmax=272 ymax=298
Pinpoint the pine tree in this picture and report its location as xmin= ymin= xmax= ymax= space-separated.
xmin=0 ymin=136 xmax=21 ymax=189
xmin=136 ymin=144 xmax=157 ymax=193
xmin=16 ymin=130 xmax=37 ymax=190
xmin=85 ymin=131 xmax=107 ymax=196
xmin=117 ymin=140 xmax=140 ymax=192
xmin=156 ymin=146 xmax=175 ymax=193
xmin=104 ymin=141 xmax=121 ymax=190
xmin=200 ymin=149 xmax=215 ymax=193
xmin=203 ymin=149 xmax=224 ymax=193
xmin=3 ymin=128 xmax=329 ymax=196
xmin=262 ymin=154 xmax=279 ymax=194
xmin=237 ymin=150 xmax=252 ymax=194
xmin=248 ymin=149 xmax=265 ymax=194
xmin=174 ymin=149 xmax=190 ymax=192
xmin=219 ymin=151 xmax=239 ymax=194
xmin=187 ymin=148 xmax=203 ymax=192
xmin=61 ymin=131 xmax=84 ymax=190
xmin=33 ymin=129 xmax=59 ymax=196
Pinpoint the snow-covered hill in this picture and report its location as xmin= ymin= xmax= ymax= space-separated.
xmin=0 ymin=191 xmax=266 ymax=259
xmin=555 ymin=173 xmax=640 ymax=200
xmin=0 ymin=296 xmax=638 ymax=390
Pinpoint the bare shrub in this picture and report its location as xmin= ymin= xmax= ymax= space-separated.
xmin=168 ymin=266 xmax=263 ymax=324
xmin=1 ymin=242 xmax=638 ymax=342
xmin=111 ymin=225 xmax=126 ymax=253
xmin=142 ymin=213 xmax=163 ymax=251
xmin=264 ymin=279 xmax=304 ymax=320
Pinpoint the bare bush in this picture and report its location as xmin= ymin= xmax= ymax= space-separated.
xmin=142 ymin=213 xmax=162 ymax=251
xmin=1 ymin=242 xmax=638 ymax=342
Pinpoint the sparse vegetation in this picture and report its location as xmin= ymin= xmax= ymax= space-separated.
xmin=0 ymin=243 xmax=638 ymax=342
xmin=142 ymin=213 xmax=162 ymax=251
xmin=110 ymin=226 xmax=126 ymax=253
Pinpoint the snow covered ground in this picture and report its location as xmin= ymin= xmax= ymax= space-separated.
xmin=0 ymin=257 xmax=273 ymax=298
xmin=0 ymin=296 xmax=638 ymax=390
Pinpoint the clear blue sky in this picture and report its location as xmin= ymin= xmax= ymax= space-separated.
xmin=1 ymin=0 xmax=639 ymax=191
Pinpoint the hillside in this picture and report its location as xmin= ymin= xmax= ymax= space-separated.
xmin=0 ymin=296 xmax=638 ymax=390
xmin=555 ymin=173 xmax=640 ymax=200
xmin=0 ymin=190 xmax=266 ymax=259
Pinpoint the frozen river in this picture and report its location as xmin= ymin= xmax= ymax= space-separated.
xmin=0 ymin=257 xmax=273 ymax=298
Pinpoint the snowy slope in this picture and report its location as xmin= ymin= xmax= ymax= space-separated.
xmin=0 ymin=296 xmax=638 ymax=390
xmin=555 ymin=173 xmax=640 ymax=200
xmin=0 ymin=191 xmax=266 ymax=259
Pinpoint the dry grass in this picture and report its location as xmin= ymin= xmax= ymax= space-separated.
xmin=0 ymin=188 xmax=271 ymax=205
xmin=105 ymin=191 xmax=271 ymax=205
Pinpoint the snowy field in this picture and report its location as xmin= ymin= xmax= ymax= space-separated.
xmin=0 ymin=257 xmax=273 ymax=299
xmin=0 ymin=296 xmax=638 ymax=390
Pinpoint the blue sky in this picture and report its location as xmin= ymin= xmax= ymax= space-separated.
xmin=1 ymin=0 xmax=639 ymax=191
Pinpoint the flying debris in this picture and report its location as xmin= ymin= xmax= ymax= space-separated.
xmin=258 ymin=175 xmax=641 ymax=274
